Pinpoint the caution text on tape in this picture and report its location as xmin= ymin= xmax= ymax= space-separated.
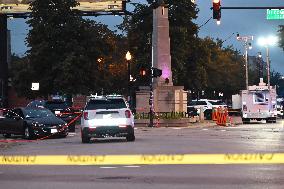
xmin=1 ymin=153 xmax=284 ymax=165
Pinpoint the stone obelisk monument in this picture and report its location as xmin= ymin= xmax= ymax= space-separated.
xmin=151 ymin=0 xmax=187 ymax=113
xmin=136 ymin=0 xmax=187 ymax=113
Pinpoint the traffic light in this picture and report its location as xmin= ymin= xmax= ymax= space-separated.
xmin=212 ymin=0 xmax=221 ymax=20
xmin=140 ymin=68 xmax=147 ymax=76
xmin=152 ymin=68 xmax=162 ymax=78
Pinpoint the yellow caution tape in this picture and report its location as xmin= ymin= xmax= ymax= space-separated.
xmin=1 ymin=153 xmax=284 ymax=165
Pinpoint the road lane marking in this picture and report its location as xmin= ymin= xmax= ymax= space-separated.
xmin=100 ymin=167 xmax=117 ymax=169
xmin=123 ymin=165 xmax=141 ymax=168
xmin=1 ymin=153 xmax=284 ymax=165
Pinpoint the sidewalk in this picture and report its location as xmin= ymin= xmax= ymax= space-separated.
xmin=134 ymin=116 xmax=243 ymax=128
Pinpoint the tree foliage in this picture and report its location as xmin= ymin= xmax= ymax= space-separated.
xmin=21 ymin=0 xmax=124 ymax=97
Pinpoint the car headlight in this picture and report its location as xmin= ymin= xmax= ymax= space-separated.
xmin=59 ymin=123 xmax=68 ymax=128
xmin=32 ymin=122 xmax=44 ymax=127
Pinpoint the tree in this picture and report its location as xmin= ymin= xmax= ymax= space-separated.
xmin=186 ymin=38 xmax=245 ymax=100
xmin=26 ymin=0 xmax=82 ymax=97
xmin=167 ymin=0 xmax=199 ymax=85
xmin=10 ymin=55 xmax=35 ymax=98
xmin=270 ymin=70 xmax=284 ymax=97
xmin=25 ymin=0 xmax=119 ymax=97
xmin=118 ymin=3 xmax=153 ymax=86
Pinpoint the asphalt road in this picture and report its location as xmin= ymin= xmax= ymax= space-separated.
xmin=0 ymin=119 xmax=284 ymax=189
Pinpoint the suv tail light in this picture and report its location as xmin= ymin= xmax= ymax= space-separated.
xmin=83 ymin=112 xmax=89 ymax=120
xmin=125 ymin=110 xmax=131 ymax=118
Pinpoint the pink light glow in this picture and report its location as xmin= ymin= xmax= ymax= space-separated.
xmin=162 ymin=66 xmax=170 ymax=79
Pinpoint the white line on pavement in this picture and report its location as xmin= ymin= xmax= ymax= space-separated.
xmin=123 ymin=165 xmax=141 ymax=168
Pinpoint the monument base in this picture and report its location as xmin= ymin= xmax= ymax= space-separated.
xmin=135 ymin=86 xmax=187 ymax=113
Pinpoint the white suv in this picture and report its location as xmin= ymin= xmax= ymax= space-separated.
xmin=188 ymin=99 xmax=227 ymax=114
xmin=81 ymin=95 xmax=135 ymax=143
xmin=208 ymin=100 xmax=227 ymax=109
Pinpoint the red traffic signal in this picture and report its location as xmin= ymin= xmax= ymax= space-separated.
xmin=213 ymin=0 xmax=221 ymax=20
xmin=140 ymin=68 xmax=147 ymax=76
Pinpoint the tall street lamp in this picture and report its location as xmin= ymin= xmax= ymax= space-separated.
xmin=125 ymin=51 xmax=132 ymax=103
xmin=237 ymin=34 xmax=253 ymax=90
xmin=258 ymin=36 xmax=278 ymax=90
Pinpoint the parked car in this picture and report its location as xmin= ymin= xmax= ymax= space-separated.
xmin=187 ymin=99 xmax=227 ymax=119
xmin=188 ymin=100 xmax=210 ymax=113
xmin=208 ymin=100 xmax=227 ymax=109
xmin=27 ymin=100 xmax=78 ymax=132
xmin=0 ymin=107 xmax=68 ymax=139
xmin=81 ymin=95 xmax=135 ymax=143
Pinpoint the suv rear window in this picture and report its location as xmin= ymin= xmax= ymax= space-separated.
xmin=195 ymin=101 xmax=207 ymax=105
xmin=86 ymin=99 xmax=127 ymax=110
xmin=210 ymin=101 xmax=226 ymax=105
xmin=45 ymin=101 xmax=69 ymax=110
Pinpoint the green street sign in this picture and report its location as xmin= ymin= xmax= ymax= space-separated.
xmin=267 ymin=9 xmax=284 ymax=20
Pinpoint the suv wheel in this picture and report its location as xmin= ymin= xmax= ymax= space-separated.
xmin=126 ymin=134 xmax=135 ymax=142
xmin=81 ymin=133 xmax=90 ymax=143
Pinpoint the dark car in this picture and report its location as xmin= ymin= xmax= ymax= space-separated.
xmin=0 ymin=107 xmax=68 ymax=139
xmin=27 ymin=100 xmax=78 ymax=132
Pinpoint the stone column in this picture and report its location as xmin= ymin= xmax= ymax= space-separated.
xmin=135 ymin=1 xmax=187 ymax=114
xmin=152 ymin=3 xmax=173 ymax=87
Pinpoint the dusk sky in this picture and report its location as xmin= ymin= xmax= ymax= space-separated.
xmin=7 ymin=0 xmax=284 ymax=74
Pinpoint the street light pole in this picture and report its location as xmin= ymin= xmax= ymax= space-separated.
xmin=125 ymin=51 xmax=132 ymax=104
xmin=265 ymin=46 xmax=270 ymax=90
xmin=258 ymin=36 xmax=278 ymax=90
xmin=127 ymin=60 xmax=130 ymax=97
xmin=237 ymin=34 xmax=253 ymax=90
xmin=244 ymin=45 xmax=249 ymax=90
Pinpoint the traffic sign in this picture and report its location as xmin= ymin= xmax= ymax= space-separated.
xmin=267 ymin=9 xmax=284 ymax=20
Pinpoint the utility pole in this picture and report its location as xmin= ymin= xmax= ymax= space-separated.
xmin=236 ymin=34 xmax=253 ymax=90
xmin=148 ymin=67 xmax=162 ymax=127
xmin=0 ymin=14 xmax=8 ymax=108
xmin=265 ymin=46 xmax=271 ymax=90
xmin=149 ymin=77 xmax=154 ymax=127
xmin=256 ymin=52 xmax=263 ymax=82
